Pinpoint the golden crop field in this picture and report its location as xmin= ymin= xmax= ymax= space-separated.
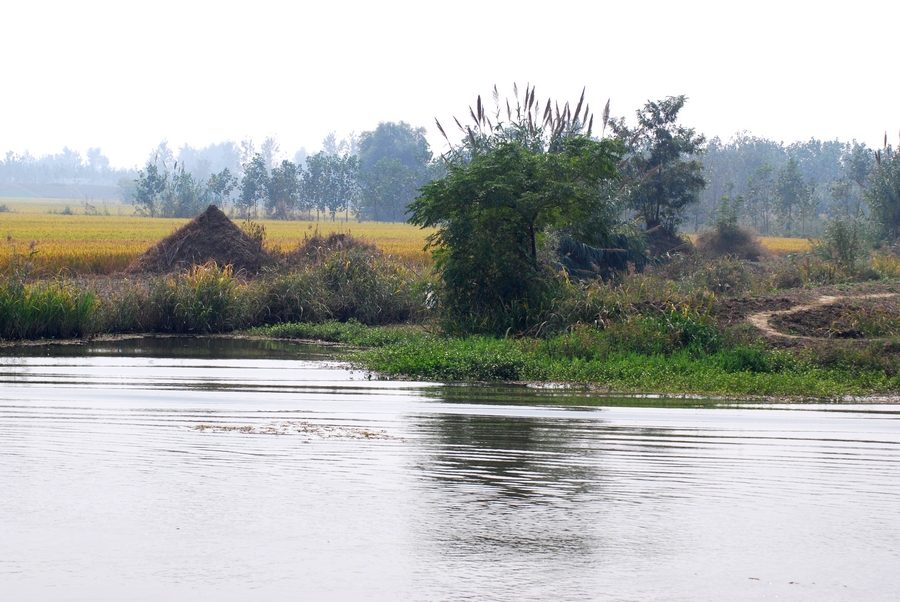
xmin=685 ymin=233 xmax=812 ymax=254
xmin=1 ymin=206 xmax=433 ymax=275
xmin=757 ymin=236 xmax=812 ymax=253
xmin=2 ymin=198 xmax=813 ymax=275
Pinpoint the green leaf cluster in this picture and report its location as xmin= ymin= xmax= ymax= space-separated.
xmin=409 ymin=132 xmax=623 ymax=334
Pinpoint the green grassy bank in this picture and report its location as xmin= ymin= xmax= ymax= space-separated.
xmin=251 ymin=320 xmax=900 ymax=398
xmin=6 ymin=238 xmax=900 ymax=399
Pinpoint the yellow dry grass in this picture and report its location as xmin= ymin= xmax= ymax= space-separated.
xmin=0 ymin=198 xmax=135 ymax=216
xmin=757 ymin=236 xmax=812 ymax=254
xmin=261 ymin=220 xmax=433 ymax=264
xmin=1 ymin=210 xmax=433 ymax=275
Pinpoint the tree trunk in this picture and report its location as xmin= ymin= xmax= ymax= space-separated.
xmin=529 ymin=223 xmax=537 ymax=266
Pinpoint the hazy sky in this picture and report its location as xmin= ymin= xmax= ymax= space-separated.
xmin=3 ymin=0 xmax=898 ymax=168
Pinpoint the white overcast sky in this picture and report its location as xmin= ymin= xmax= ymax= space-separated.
xmin=2 ymin=0 xmax=898 ymax=168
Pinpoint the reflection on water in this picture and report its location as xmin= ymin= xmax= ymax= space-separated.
xmin=1 ymin=338 xmax=898 ymax=601
xmin=0 ymin=335 xmax=334 ymax=360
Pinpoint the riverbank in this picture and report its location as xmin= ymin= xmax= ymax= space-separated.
xmin=5 ymin=212 xmax=900 ymax=399
xmin=249 ymin=293 xmax=900 ymax=399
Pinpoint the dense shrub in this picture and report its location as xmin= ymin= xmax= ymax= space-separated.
xmin=695 ymin=224 xmax=766 ymax=261
xmin=0 ymin=278 xmax=98 ymax=340
xmin=142 ymin=263 xmax=249 ymax=333
xmin=262 ymin=245 xmax=424 ymax=326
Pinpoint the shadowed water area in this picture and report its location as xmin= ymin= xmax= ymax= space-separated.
xmin=1 ymin=338 xmax=898 ymax=601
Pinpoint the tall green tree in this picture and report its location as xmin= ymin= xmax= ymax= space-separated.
xmin=207 ymin=168 xmax=238 ymax=208
xmin=745 ymin=164 xmax=776 ymax=234
xmin=409 ymin=85 xmax=624 ymax=333
xmin=238 ymin=154 xmax=269 ymax=219
xmin=132 ymin=161 xmax=207 ymax=218
xmin=302 ymin=152 xmax=359 ymax=221
xmin=865 ymin=140 xmax=900 ymax=241
xmin=775 ymin=157 xmax=811 ymax=235
xmin=357 ymin=122 xmax=434 ymax=221
xmin=609 ymin=96 xmax=706 ymax=236
xmin=132 ymin=163 xmax=168 ymax=217
xmin=266 ymin=160 xmax=302 ymax=219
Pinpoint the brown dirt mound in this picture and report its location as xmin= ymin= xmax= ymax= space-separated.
xmin=283 ymin=232 xmax=377 ymax=265
xmin=647 ymin=226 xmax=693 ymax=257
xmin=127 ymin=205 xmax=268 ymax=275
xmin=695 ymin=225 xmax=767 ymax=261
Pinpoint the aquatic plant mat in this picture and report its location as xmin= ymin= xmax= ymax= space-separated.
xmin=192 ymin=420 xmax=402 ymax=440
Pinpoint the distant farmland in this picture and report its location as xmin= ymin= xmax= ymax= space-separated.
xmin=2 ymin=199 xmax=809 ymax=276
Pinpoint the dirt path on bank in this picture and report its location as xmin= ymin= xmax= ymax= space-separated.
xmin=747 ymin=293 xmax=899 ymax=340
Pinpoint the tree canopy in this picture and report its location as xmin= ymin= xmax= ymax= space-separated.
xmin=609 ymin=96 xmax=706 ymax=236
xmin=866 ymin=140 xmax=900 ymax=241
xmin=356 ymin=122 xmax=435 ymax=221
xmin=409 ymin=85 xmax=625 ymax=333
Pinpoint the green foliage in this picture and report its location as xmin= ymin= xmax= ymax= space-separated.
xmin=358 ymin=121 xmax=432 ymax=169
xmin=252 ymin=319 xmax=412 ymax=348
xmin=775 ymin=157 xmax=814 ymax=235
xmin=743 ymin=164 xmax=777 ymax=234
xmin=1 ymin=241 xmax=98 ymax=340
xmin=609 ymin=95 xmax=706 ymax=234
xmin=411 ymin=85 xmax=626 ymax=334
xmin=302 ymin=152 xmax=360 ymax=220
xmin=238 ymin=154 xmax=269 ymax=219
xmin=357 ymin=158 xmax=426 ymax=222
xmin=133 ymin=161 xmax=234 ymax=218
xmin=313 ymin=246 xmax=419 ymax=323
xmin=207 ymin=168 xmax=238 ymax=207
xmin=259 ymin=243 xmax=424 ymax=326
xmin=255 ymin=270 xmax=332 ymax=324
xmin=144 ymin=263 xmax=247 ymax=333
xmin=132 ymin=163 xmax=167 ymax=217
xmin=359 ymin=335 xmax=533 ymax=381
xmin=411 ymin=138 xmax=622 ymax=333
xmin=0 ymin=278 xmax=98 ymax=340
xmin=356 ymin=122 xmax=438 ymax=222
xmin=353 ymin=321 xmax=897 ymax=396
xmin=813 ymin=218 xmax=865 ymax=272
xmin=266 ymin=160 xmax=302 ymax=219
xmin=865 ymin=143 xmax=900 ymax=241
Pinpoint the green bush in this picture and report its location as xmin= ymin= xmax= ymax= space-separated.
xmin=259 ymin=246 xmax=424 ymax=326
xmin=0 ymin=278 xmax=98 ymax=340
xmin=142 ymin=263 xmax=248 ymax=333
xmin=252 ymin=319 xmax=410 ymax=347
xmin=813 ymin=218 xmax=866 ymax=274
xmin=360 ymin=335 xmax=534 ymax=381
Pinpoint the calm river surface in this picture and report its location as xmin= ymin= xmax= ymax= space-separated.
xmin=1 ymin=337 xmax=898 ymax=601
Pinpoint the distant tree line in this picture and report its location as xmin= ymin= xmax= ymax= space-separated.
xmin=4 ymin=113 xmax=895 ymax=237
xmin=129 ymin=122 xmax=439 ymax=221
xmin=690 ymin=134 xmax=875 ymax=236
xmin=0 ymin=147 xmax=135 ymax=186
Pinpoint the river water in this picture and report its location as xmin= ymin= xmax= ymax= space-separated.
xmin=1 ymin=338 xmax=898 ymax=601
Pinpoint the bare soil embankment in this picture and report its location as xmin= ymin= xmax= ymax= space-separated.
xmin=710 ymin=281 xmax=900 ymax=348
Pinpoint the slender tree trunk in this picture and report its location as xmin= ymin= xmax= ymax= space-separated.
xmin=529 ymin=223 xmax=537 ymax=266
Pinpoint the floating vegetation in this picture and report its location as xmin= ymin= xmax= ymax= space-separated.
xmin=192 ymin=420 xmax=402 ymax=440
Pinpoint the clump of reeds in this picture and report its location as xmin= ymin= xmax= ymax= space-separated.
xmin=0 ymin=239 xmax=99 ymax=340
xmin=261 ymin=243 xmax=425 ymax=326
xmin=144 ymin=263 xmax=248 ymax=333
